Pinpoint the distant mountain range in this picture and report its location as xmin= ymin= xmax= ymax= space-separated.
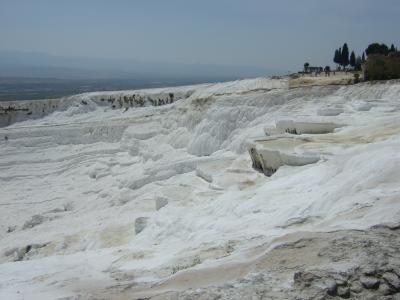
xmin=0 ymin=50 xmax=283 ymax=80
xmin=0 ymin=50 xmax=285 ymax=101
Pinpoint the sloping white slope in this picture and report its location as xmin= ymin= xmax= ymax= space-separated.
xmin=0 ymin=78 xmax=400 ymax=299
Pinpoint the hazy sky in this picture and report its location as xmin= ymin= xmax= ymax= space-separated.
xmin=1 ymin=0 xmax=399 ymax=72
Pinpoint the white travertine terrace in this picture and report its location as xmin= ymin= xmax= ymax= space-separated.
xmin=1 ymin=77 xmax=400 ymax=299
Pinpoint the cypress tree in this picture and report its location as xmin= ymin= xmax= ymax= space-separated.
xmin=390 ymin=44 xmax=396 ymax=53
xmin=333 ymin=49 xmax=339 ymax=65
xmin=362 ymin=52 xmax=366 ymax=63
xmin=341 ymin=43 xmax=349 ymax=69
xmin=355 ymin=56 xmax=362 ymax=71
xmin=350 ymin=51 xmax=356 ymax=68
xmin=337 ymin=47 xmax=342 ymax=67
xmin=334 ymin=49 xmax=342 ymax=67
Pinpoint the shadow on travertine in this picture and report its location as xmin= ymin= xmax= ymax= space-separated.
xmin=248 ymin=120 xmax=343 ymax=176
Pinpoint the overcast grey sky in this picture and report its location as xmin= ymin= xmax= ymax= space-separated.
xmin=0 ymin=0 xmax=399 ymax=72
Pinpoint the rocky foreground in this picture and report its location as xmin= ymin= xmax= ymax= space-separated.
xmin=137 ymin=224 xmax=400 ymax=300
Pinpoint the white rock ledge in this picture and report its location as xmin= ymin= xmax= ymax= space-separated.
xmin=247 ymin=137 xmax=320 ymax=176
xmin=276 ymin=120 xmax=342 ymax=135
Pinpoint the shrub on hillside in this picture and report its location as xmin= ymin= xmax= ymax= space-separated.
xmin=364 ymin=53 xmax=400 ymax=81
